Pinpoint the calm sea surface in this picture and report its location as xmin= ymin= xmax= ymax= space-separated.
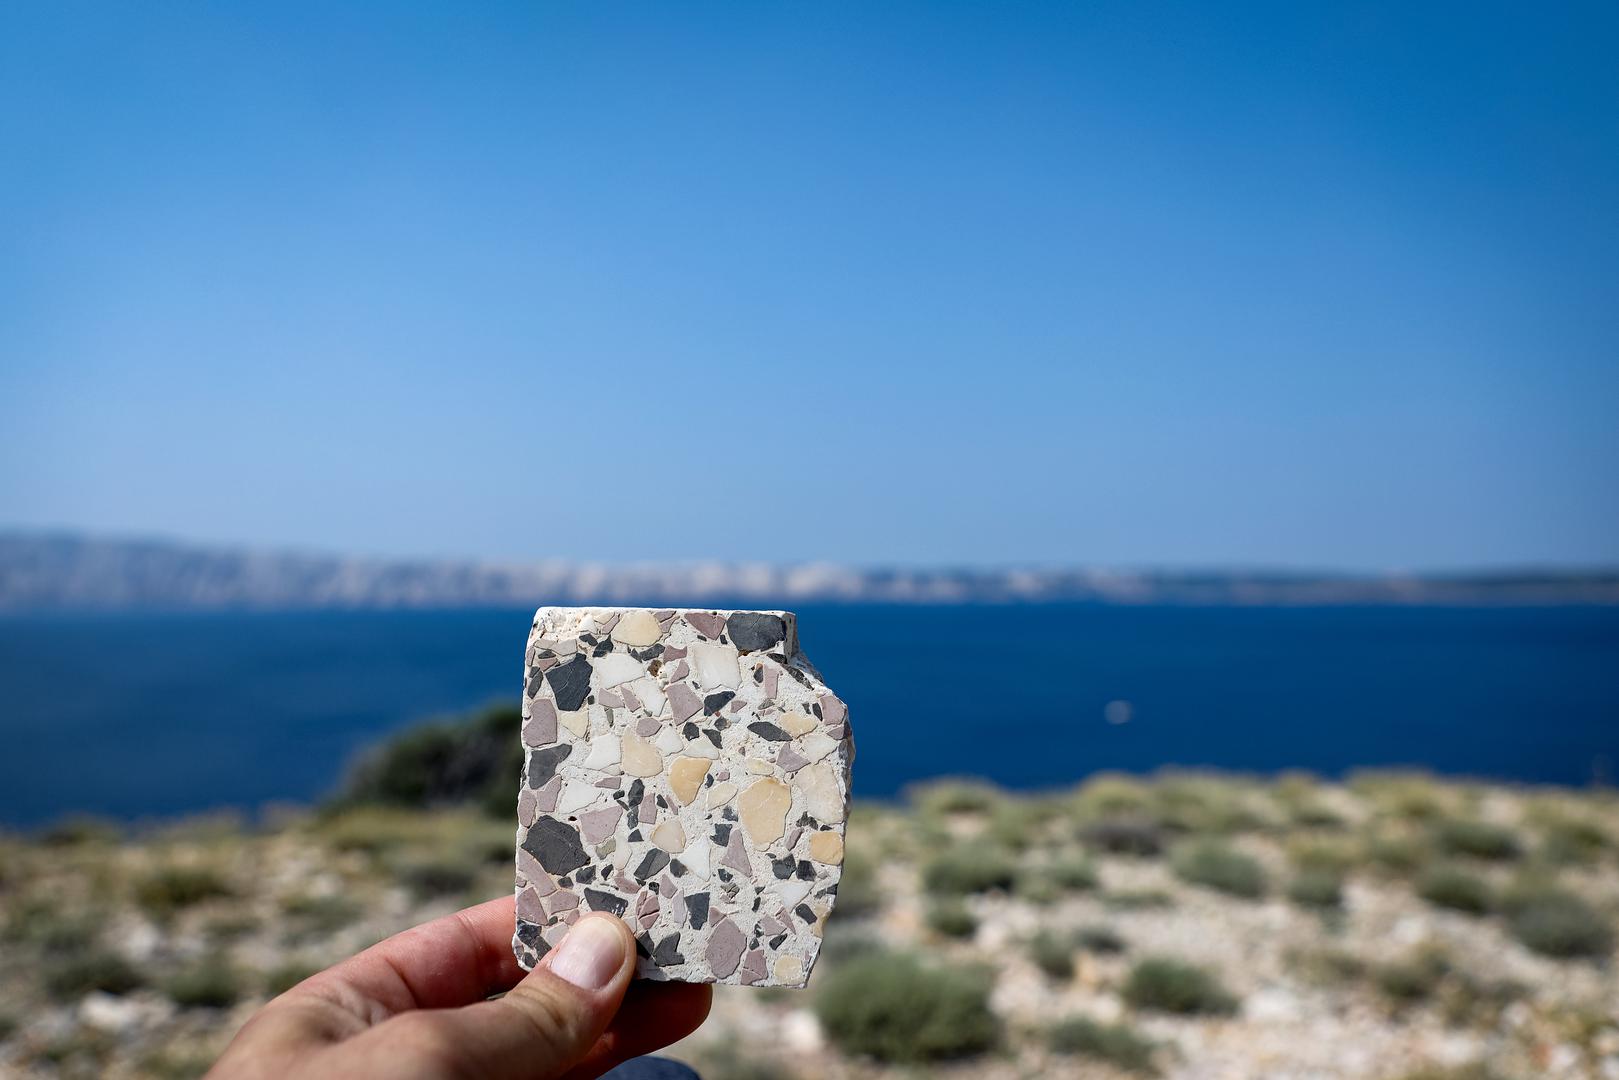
xmin=2 ymin=605 xmax=1616 ymax=826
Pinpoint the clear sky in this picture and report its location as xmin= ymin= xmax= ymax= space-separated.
xmin=2 ymin=2 xmax=1615 ymax=570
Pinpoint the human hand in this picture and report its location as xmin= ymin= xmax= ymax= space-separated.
xmin=206 ymin=895 xmax=712 ymax=1080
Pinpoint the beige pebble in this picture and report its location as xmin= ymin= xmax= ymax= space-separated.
xmin=558 ymin=708 xmax=589 ymax=737
xmin=799 ymin=761 xmax=842 ymax=822
xmin=738 ymin=778 xmax=791 ymax=847
xmin=779 ymin=711 xmax=817 ymax=737
xmin=745 ymin=757 xmax=774 ymax=775
xmin=773 ymin=955 xmax=804 ymax=984
xmin=798 ymin=732 xmax=838 ymax=763
xmin=808 ymin=831 xmax=844 ymax=865
xmin=706 ymin=781 xmax=737 ymax=809
xmin=621 ymin=734 xmax=663 ymax=777
xmin=651 ymin=819 xmax=686 ymax=852
xmin=610 ymin=609 xmax=661 ymax=648
xmin=668 ymin=757 xmax=711 ymax=805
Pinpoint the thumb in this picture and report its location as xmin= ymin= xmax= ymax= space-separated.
xmin=360 ymin=914 xmax=638 ymax=1080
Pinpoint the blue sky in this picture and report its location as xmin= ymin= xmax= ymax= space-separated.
xmin=2 ymin=2 xmax=1615 ymax=569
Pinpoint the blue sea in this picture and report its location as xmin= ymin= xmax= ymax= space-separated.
xmin=2 ymin=605 xmax=1617 ymax=827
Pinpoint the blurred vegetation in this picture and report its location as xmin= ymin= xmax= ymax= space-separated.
xmin=134 ymin=863 xmax=234 ymax=920
xmin=1416 ymin=865 xmax=1495 ymax=915
xmin=814 ymin=950 xmax=999 ymax=1063
xmin=1288 ymin=865 xmax=1345 ymax=910
xmin=1027 ymin=929 xmax=1080 ymax=980
xmin=1048 ymin=1015 xmax=1160 ymax=1075
xmin=162 ymin=954 xmax=245 ymax=1009
xmin=1502 ymin=886 xmax=1614 ymax=959
xmin=925 ymin=897 xmax=978 ymax=939
xmin=338 ymin=702 xmax=524 ymax=817
xmin=921 ymin=847 xmax=1018 ymax=897
xmin=1432 ymin=819 xmax=1522 ymax=862
xmin=1122 ymin=957 xmax=1239 ymax=1015
xmin=4 ymin=708 xmax=1617 ymax=1080
xmin=1171 ymin=840 xmax=1268 ymax=899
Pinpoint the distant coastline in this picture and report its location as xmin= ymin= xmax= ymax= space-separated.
xmin=2 ymin=530 xmax=1616 ymax=612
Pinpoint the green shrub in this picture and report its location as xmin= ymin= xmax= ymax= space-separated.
xmin=1172 ymin=841 xmax=1267 ymax=899
xmin=134 ymin=864 xmax=234 ymax=918
xmin=1364 ymin=832 xmax=1429 ymax=875
xmin=1014 ymin=869 xmax=1061 ymax=906
xmin=1349 ymin=770 xmax=1450 ymax=821
xmin=1048 ymin=855 xmax=1100 ymax=891
xmin=987 ymin=798 xmax=1059 ymax=851
xmin=1288 ymin=867 xmax=1344 ymax=910
xmin=163 ymin=954 xmax=244 ymax=1008
xmin=1075 ymin=924 xmax=1127 ymax=954
xmin=1122 ymin=957 xmax=1237 ymax=1015
xmin=1048 ymin=1016 xmax=1159 ymax=1074
xmin=37 ymin=816 xmax=118 ymax=847
xmin=1074 ymin=774 xmax=1154 ymax=817
xmin=396 ymin=856 xmax=480 ymax=900
xmin=1080 ymin=818 xmax=1164 ymax=857
xmin=1152 ymin=773 xmax=1265 ymax=834
xmin=134 ymin=1049 xmax=220 ymax=1080
xmin=925 ymin=899 xmax=978 ymax=940
xmin=1390 ymin=1064 xmax=1512 ymax=1080
xmin=3 ymin=899 xmax=102 ymax=951
xmin=909 ymin=779 xmax=1003 ymax=816
xmin=341 ymin=703 xmax=523 ymax=816
xmin=831 ymin=851 xmax=881 ymax=919
xmin=281 ymin=892 xmax=364 ymax=940
xmin=1028 ymin=930 xmax=1077 ymax=980
xmin=1286 ymin=800 xmax=1347 ymax=829
xmin=203 ymin=912 xmax=262 ymax=942
xmin=1289 ymin=839 xmax=1358 ymax=875
xmin=263 ymin=961 xmax=320 ymax=997
xmin=43 ymin=947 xmax=144 ymax=1000
xmin=1375 ymin=949 xmax=1450 ymax=1005
xmin=1288 ymin=947 xmax=1367 ymax=987
xmin=814 ymin=950 xmax=999 ymax=1063
xmin=1504 ymin=888 xmax=1613 ymax=959
xmin=1013 ymin=853 xmax=1097 ymax=903
xmin=1538 ymin=818 xmax=1610 ymax=867
xmin=1416 ymin=865 xmax=1494 ymax=915
xmin=921 ymin=848 xmax=1018 ymax=896
xmin=1433 ymin=820 xmax=1521 ymax=862
xmin=1439 ymin=970 xmax=1528 ymax=1028
xmin=1104 ymin=888 xmax=1175 ymax=910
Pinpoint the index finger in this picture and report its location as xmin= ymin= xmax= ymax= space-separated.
xmin=290 ymin=894 xmax=528 ymax=1022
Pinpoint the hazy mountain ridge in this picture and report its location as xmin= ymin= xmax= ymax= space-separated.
xmin=2 ymin=531 xmax=1616 ymax=611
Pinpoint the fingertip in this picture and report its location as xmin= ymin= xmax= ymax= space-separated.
xmin=546 ymin=915 xmax=636 ymax=992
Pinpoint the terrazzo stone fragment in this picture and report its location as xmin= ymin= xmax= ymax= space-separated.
xmin=668 ymin=683 xmax=703 ymax=723
xmin=668 ymin=757 xmax=710 ymax=805
xmin=651 ymin=819 xmax=686 ymax=852
xmin=809 ymin=831 xmax=844 ymax=864
xmin=523 ymin=819 xmax=589 ymax=876
xmin=705 ymin=918 xmax=745 ymax=979
xmin=610 ymin=609 xmax=661 ymax=648
xmin=725 ymin=612 xmax=786 ymax=653
xmin=685 ymin=611 xmax=726 ymax=639
xmin=524 ymin=701 xmax=558 ymax=746
xmin=544 ymin=657 xmax=593 ymax=712
xmin=578 ymin=805 xmax=623 ymax=844
xmin=738 ymin=778 xmax=791 ymax=847
xmin=515 ymin=608 xmax=852 ymax=986
xmin=621 ymin=734 xmax=663 ymax=777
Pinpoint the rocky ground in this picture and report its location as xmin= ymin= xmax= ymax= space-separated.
xmin=3 ymin=771 xmax=1618 ymax=1079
